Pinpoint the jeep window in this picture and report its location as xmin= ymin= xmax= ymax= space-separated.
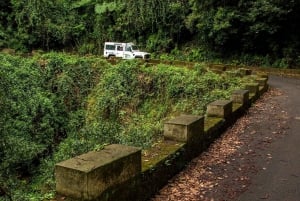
xmin=105 ymin=45 xmax=115 ymax=50
xmin=125 ymin=46 xmax=132 ymax=52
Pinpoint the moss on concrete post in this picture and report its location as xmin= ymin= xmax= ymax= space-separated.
xmin=164 ymin=115 xmax=204 ymax=143
xmin=164 ymin=115 xmax=205 ymax=157
xmin=245 ymin=83 xmax=259 ymax=99
xmin=55 ymin=144 xmax=141 ymax=200
xmin=257 ymin=73 xmax=269 ymax=81
xmin=206 ymin=100 xmax=233 ymax=119
xmin=255 ymin=77 xmax=269 ymax=94
xmin=231 ymin=90 xmax=249 ymax=106
xmin=256 ymin=77 xmax=268 ymax=87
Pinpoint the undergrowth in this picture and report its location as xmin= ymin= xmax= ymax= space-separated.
xmin=0 ymin=53 xmax=249 ymax=200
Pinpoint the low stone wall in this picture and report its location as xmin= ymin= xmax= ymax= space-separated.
xmin=55 ymin=70 xmax=269 ymax=201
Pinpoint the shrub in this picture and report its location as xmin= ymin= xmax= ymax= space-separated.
xmin=0 ymin=54 xmax=246 ymax=200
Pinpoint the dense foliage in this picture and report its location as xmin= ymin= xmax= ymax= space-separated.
xmin=0 ymin=0 xmax=299 ymax=66
xmin=0 ymin=0 xmax=297 ymax=199
xmin=0 ymin=53 xmax=249 ymax=200
xmin=0 ymin=53 xmax=105 ymax=200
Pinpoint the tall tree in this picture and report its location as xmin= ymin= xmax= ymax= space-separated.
xmin=186 ymin=0 xmax=299 ymax=59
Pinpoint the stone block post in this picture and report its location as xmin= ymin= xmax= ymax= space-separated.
xmin=206 ymin=100 xmax=233 ymax=119
xmin=164 ymin=115 xmax=204 ymax=144
xmin=245 ymin=83 xmax=259 ymax=96
xmin=257 ymin=73 xmax=269 ymax=81
xmin=231 ymin=90 xmax=249 ymax=106
xmin=256 ymin=77 xmax=269 ymax=94
xmin=164 ymin=115 xmax=204 ymax=156
xmin=55 ymin=144 xmax=141 ymax=200
xmin=255 ymin=77 xmax=268 ymax=87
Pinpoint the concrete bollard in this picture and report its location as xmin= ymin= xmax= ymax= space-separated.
xmin=55 ymin=144 xmax=141 ymax=200
xmin=206 ymin=100 xmax=233 ymax=119
xmin=245 ymin=83 xmax=259 ymax=95
xmin=255 ymin=77 xmax=268 ymax=87
xmin=164 ymin=115 xmax=204 ymax=143
xmin=256 ymin=73 xmax=269 ymax=81
xmin=231 ymin=90 xmax=249 ymax=106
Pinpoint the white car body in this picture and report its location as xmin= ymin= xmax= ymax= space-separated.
xmin=103 ymin=42 xmax=150 ymax=60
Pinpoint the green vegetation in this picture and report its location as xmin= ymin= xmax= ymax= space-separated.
xmin=0 ymin=0 xmax=298 ymax=199
xmin=0 ymin=0 xmax=299 ymax=67
xmin=0 ymin=52 xmax=251 ymax=200
xmin=0 ymin=53 xmax=106 ymax=200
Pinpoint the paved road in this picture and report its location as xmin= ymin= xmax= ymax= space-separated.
xmin=152 ymin=75 xmax=300 ymax=201
xmin=238 ymin=75 xmax=300 ymax=201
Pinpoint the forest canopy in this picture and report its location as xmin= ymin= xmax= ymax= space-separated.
xmin=1 ymin=0 xmax=299 ymax=66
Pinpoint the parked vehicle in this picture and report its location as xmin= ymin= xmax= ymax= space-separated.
xmin=103 ymin=42 xmax=150 ymax=60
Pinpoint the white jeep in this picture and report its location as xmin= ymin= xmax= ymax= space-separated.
xmin=103 ymin=42 xmax=150 ymax=60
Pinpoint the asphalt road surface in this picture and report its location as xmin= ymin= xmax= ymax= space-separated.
xmin=238 ymin=75 xmax=300 ymax=201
